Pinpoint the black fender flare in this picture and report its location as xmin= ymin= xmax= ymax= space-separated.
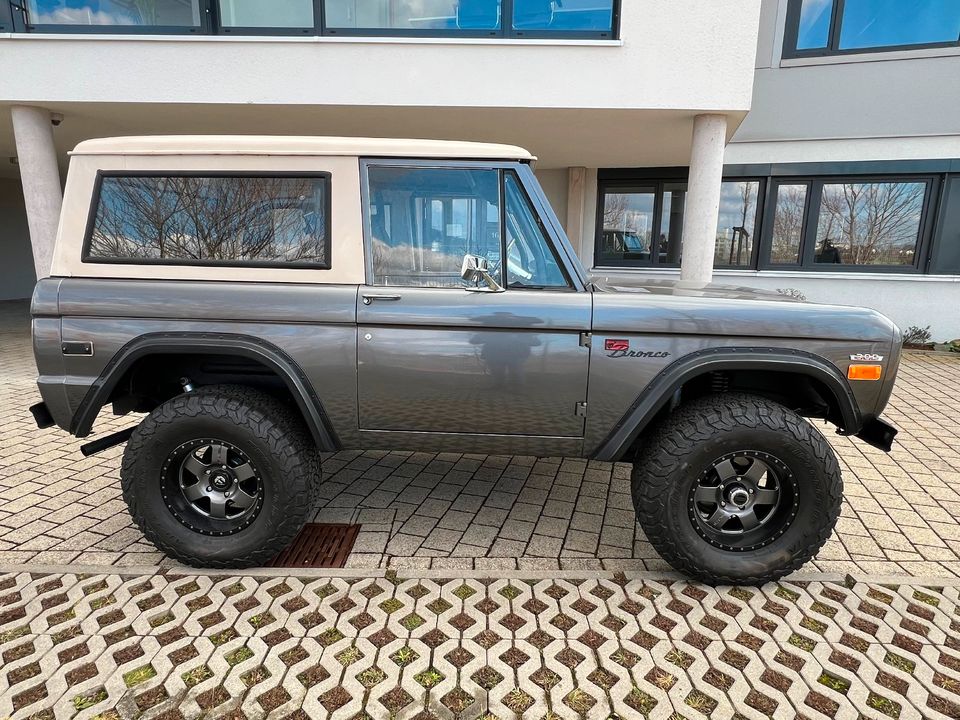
xmin=70 ymin=332 xmax=340 ymax=451
xmin=591 ymin=347 xmax=861 ymax=462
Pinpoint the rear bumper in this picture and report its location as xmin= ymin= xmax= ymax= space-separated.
xmin=29 ymin=402 xmax=55 ymax=429
xmin=855 ymin=416 xmax=898 ymax=452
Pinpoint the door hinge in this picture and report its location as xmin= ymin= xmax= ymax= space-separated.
xmin=579 ymin=332 xmax=592 ymax=348
xmin=575 ymin=401 xmax=588 ymax=418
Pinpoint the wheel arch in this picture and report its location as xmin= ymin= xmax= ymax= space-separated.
xmin=70 ymin=332 xmax=340 ymax=451
xmin=592 ymin=347 xmax=861 ymax=463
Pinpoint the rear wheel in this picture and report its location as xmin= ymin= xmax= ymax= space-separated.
xmin=631 ymin=393 xmax=841 ymax=585
xmin=121 ymin=385 xmax=318 ymax=568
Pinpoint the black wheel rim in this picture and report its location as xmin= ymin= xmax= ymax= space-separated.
xmin=160 ymin=439 xmax=263 ymax=536
xmin=688 ymin=450 xmax=798 ymax=552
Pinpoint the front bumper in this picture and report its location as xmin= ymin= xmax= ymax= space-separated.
xmin=855 ymin=417 xmax=898 ymax=452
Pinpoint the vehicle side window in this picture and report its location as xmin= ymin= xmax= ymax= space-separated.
xmin=85 ymin=174 xmax=330 ymax=268
xmin=503 ymin=171 xmax=571 ymax=289
xmin=367 ymin=166 xmax=502 ymax=287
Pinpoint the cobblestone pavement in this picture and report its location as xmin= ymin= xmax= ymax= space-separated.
xmin=2 ymin=300 xmax=960 ymax=577
xmin=5 ymin=569 xmax=960 ymax=720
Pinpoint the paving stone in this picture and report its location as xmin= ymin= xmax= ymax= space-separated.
xmin=499 ymin=520 xmax=535 ymax=543
xmin=421 ymin=528 xmax=464 ymax=551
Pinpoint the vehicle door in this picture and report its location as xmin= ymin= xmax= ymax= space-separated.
xmin=355 ymin=160 xmax=591 ymax=453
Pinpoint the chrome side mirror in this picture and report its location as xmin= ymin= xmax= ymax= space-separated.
xmin=461 ymin=254 xmax=504 ymax=293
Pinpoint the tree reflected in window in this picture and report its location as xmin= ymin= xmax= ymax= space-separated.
xmin=88 ymin=175 xmax=329 ymax=266
xmin=770 ymin=184 xmax=808 ymax=265
xmin=815 ymin=182 xmax=925 ymax=266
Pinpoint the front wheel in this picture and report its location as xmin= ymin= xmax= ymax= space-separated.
xmin=121 ymin=385 xmax=319 ymax=568
xmin=631 ymin=393 xmax=841 ymax=585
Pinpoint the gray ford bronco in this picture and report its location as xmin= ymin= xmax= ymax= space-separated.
xmin=30 ymin=136 xmax=901 ymax=585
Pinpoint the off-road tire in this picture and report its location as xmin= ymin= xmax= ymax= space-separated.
xmin=121 ymin=385 xmax=319 ymax=568
xmin=632 ymin=393 xmax=842 ymax=585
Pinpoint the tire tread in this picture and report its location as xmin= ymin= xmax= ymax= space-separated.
xmin=121 ymin=385 xmax=319 ymax=569
xmin=632 ymin=392 xmax=842 ymax=585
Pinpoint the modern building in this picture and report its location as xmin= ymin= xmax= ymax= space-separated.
xmin=1 ymin=0 xmax=958 ymax=338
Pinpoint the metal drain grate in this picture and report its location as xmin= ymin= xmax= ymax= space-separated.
xmin=269 ymin=523 xmax=361 ymax=568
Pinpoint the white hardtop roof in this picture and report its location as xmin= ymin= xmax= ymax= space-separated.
xmin=71 ymin=135 xmax=535 ymax=161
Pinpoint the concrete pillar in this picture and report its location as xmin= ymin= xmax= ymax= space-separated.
xmin=11 ymin=106 xmax=63 ymax=280
xmin=680 ymin=114 xmax=728 ymax=284
xmin=565 ymin=167 xmax=587 ymax=258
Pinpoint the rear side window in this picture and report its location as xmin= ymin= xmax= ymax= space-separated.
xmin=84 ymin=174 xmax=331 ymax=268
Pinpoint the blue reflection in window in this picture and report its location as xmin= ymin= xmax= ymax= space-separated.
xmin=839 ymin=0 xmax=960 ymax=49
xmin=796 ymin=0 xmax=832 ymax=49
xmin=456 ymin=0 xmax=501 ymax=29
xmin=26 ymin=0 xmax=200 ymax=26
xmin=513 ymin=0 xmax=613 ymax=32
xmin=323 ymin=0 xmax=500 ymax=31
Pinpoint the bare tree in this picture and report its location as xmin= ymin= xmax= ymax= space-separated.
xmin=602 ymin=193 xmax=630 ymax=231
xmin=89 ymin=176 xmax=327 ymax=264
xmin=817 ymin=182 xmax=924 ymax=265
xmin=771 ymin=185 xmax=807 ymax=263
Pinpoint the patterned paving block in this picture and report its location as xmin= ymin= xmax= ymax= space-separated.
xmin=3 ymin=571 xmax=960 ymax=718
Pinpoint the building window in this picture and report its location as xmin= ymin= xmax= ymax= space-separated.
xmin=785 ymin=0 xmax=960 ymax=57
xmin=324 ymin=0 xmax=500 ymax=34
xmin=24 ymin=0 xmax=205 ymax=31
xmin=596 ymin=179 xmax=762 ymax=269
xmin=597 ymin=187 xmax=656 ymax=266
xmin=511 ymin=0 xmax=616 ymax=35
xmin=596 ymin=168 xmax=942 ymax=274
xmin=84 ymin=174 xmax=330 ymax=268
xmin=813 ymin=181 xmax=926 ymax=266
xmin=717 ymin=180 xmax=760 ymax=268
xmin=12 ymin=0 xmax=618 ymax=36
xmin=769 ymin=183 xmax=808 ymax=265
xmin=760 ymin=177 xmax=932 ymax=271
xmin=218 ymin=0 xmax=314 ymax=32
xmin=322 ymin=0 xmax=617 ymax=37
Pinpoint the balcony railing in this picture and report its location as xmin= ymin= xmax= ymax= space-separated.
xmin=1 ymin=0 xmax=620 ymax=39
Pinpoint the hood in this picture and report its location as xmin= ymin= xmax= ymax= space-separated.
xmin=589 ymin=274 xmax=898 ymax=344
xmin=589 ymin=274 xmax=798 ymax=302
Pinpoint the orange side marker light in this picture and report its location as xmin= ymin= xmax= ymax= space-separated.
xmin=848 ymin=364 xmax=882 ymax=381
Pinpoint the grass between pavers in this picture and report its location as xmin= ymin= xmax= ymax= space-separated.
xmin=122 ymin=664 xmax=157 ymax=688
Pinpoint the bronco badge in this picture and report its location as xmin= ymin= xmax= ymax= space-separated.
xmin=849 ymin=353 xmax=884 ymax=362
xmin=605 ymin=339 xmax=670 ymax=359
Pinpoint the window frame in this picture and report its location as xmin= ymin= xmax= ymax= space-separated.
xmin=20 ymin=0 xmax=213 ymax=34
xmin=81 ymin=169 xmax=333 ymax=269
xmin=360 ymin=158 xmax=585 ymax=291
xmin=0 ymin=1 xmax=15 ymax=32
xmin=783 ymin=0 xmax=960 ymax=59
xmin=758 ymin=174 xmax=939 ymax=273
xmin=594 ymin=173 xmax=767 ymax=271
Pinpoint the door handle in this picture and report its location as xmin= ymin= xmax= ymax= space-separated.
xmin=362 ymin=293 xmax=402 ymax=305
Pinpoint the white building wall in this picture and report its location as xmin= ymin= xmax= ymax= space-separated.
xmin=533 ymin=168 xmax=568 ymax=231
xmin=0 ymin=1 xmax=760 ymax=114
